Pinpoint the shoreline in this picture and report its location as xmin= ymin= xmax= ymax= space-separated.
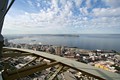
xmin=4 ymin=43 xmax=120 ymax=74
xmin=6 ymin=42 xmax=120 ymax=55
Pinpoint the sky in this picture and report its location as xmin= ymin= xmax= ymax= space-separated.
xmin=2 ymin=0 xmax=120 ymax=34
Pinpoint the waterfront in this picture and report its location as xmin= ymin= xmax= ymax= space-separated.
xmin=3 ymin=34 xmax=120 ymax=79
xmin=2 ymin=43 xmax=120 ymax=79
xmin=6 ymin=34 xmax=120 ymax=52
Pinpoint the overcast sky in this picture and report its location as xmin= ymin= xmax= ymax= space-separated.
xmin=2 ymin=0 xmax=120 ymax=34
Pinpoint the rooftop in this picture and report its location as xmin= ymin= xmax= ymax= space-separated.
xmin=2 ymin=47 xmax=120 ymax=80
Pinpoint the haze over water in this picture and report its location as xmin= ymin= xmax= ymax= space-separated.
xmin=8 ymin=34 xmax=120 ymax=52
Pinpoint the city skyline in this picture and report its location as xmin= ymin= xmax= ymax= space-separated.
xmin=2 ymin=0 xmax=120 ymax=34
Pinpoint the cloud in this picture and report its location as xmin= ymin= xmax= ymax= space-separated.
xmin=51 ymin=0 xmax=59 ymax=8
xmin=2 ymin=0 xmax=120 ymax=34
xmin=86 ymin=0 xmax=91 ymax=8
xmin=92 ymin=8 xmax=120 ymax=17
xmin=103 ymin=0 xmax=120 ymax=8
xmin=75 ymin=0 xmax=82 ymax=7
xmin=59 ymin=1 xmax=73 ymax=18
xmin=80 ymin=7 xmax=88 ymax=16
xmin=27 ymin=0 xmax=33 ymax=7
xmin=37 ymin=2 xmax=40 ymax=7
xmin=60 ymin=0 xmax=67 ymax=7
